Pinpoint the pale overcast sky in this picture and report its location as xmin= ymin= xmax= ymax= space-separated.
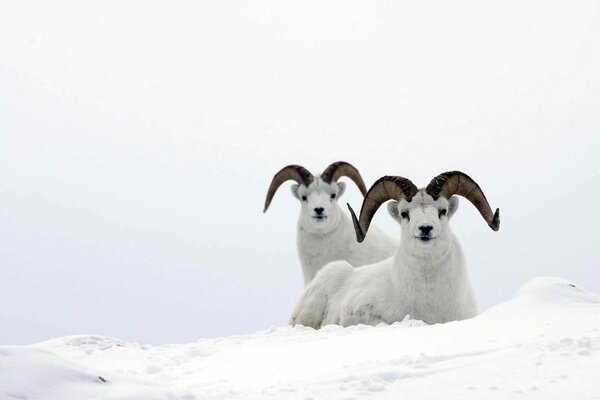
xmin=1 ymin=1 xmax=599 ymax=345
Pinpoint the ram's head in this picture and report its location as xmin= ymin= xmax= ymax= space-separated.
xmin=264 ymin=162 xmax=368 ymax=234
xmin=348 ymin=171 xmax=500 ymax=257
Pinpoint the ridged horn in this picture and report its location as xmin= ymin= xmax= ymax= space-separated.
xmin=426 ymin=171 xmax=500 ymax=231
xmin=320 ymin=161 xmax=368 ymax=196
xmin=347 ymin=176 xmax=418 ymax=242
xmin=263 ymin=165 xmax=314 ymax=213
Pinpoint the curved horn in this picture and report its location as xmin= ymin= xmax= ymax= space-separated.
xmin=320 ymin=161 xmax=368 ymax=196
xmin=347 ymin=176 xmax=418 ymax=242
xmin=426 ymin=171 xmax=500 ymax=231
xmin=263 ymin=165 xmax=314 ymax=213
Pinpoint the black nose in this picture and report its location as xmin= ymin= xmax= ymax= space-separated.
xmin=419 ymin=225 xmax=433 ymax=235
xmin=314 ymin=207 xmax=324 ymax=215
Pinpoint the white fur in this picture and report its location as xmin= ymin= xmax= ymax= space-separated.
xmin=291 ymin=177 xmax=397 ymax=285
xmin=290 ymin=190 xmax=480 ymax=328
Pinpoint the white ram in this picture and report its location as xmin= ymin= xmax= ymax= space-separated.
xmin=290 ymin=171 xmax=500 ymax=327
xmin=264 ymin=162 xmax=396 ymax=285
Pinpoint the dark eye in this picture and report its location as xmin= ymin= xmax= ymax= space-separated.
xmin=330 ymin=193 xmax=336 ymax=199
xmin=400 ymin=211 xmax=409 ymax=219
xmin=439 ymin=209 xmax=447 ymax=218
xmin=301 ymin=195 xmax=307 ymax=202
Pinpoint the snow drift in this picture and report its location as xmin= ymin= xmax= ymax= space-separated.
xmin=2 ymin=277 xmax=599 ymax=399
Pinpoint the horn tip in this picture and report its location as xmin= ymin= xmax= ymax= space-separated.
xmin=490 ymin=208 xmax=500 ymax=231
xmin=347 ymin=203 xmax=366 ymax=242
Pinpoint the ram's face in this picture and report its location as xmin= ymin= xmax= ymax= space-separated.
xmin=292 ymin=179 xmax=346 ymax=234
xmin=388 ymin=191 xmax=459 ymax=256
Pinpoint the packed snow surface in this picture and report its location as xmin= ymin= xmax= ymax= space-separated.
xmin=2 ymin=277 xmax=600 ymax=399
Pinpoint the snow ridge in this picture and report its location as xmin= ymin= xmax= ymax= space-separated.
xmin=2 ymin=277 xmax=600 ymax=399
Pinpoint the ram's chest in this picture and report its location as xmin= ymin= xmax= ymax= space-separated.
xmin=398 ymin=281 xmax=461 ymax=323
xmin=300 ymin=236 xmax=345 ymax=267
xmin=297 ymin=234 xmax=349 ymax=284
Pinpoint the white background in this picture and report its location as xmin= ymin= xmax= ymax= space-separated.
xmin=1 ymin=1 xmax=599 ymax=345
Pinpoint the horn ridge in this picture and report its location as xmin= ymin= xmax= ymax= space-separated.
xmin=321 ymin=161 xmax=368 ymax=196
xmin=263 ymin=165 xmax=314 ymax=213
xmin=426 ymin=171 xmax=500 ymax=231
xmin=350 ymin=175 xmax=418 ymax=242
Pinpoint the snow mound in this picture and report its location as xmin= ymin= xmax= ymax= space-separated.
xmin=515 ymin=276 xmax=600 ymax=304
xmin=3 ymin=277 xmax=600 ymax=399
xmin=0 ymin=346 xmax=177 ymax=400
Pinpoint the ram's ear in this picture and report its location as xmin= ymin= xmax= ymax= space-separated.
xmin=336 ymin=181 xmax=347 ymax=198
xmin=448 ymin=196 xmax=459 ymax=219
xmin=290 ymin=184 xmax=300 ymax=200
xmin=387 ymin=201 xmax=401 ymax=222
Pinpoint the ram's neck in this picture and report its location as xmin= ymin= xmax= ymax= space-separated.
xmin=296 ymin=212 xmax=354 ymax=284
xmin=393 ymin=235 xmax=463 ymax=281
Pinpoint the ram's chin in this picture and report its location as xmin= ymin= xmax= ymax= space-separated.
xmin=415 ymin=236 xmax=435 ymax=245
xmin=305 ymin=217 xmax=338 ymax=235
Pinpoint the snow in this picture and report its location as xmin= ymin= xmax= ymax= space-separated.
xmin=2 ymin=277 xmax=600 ymax=399
xmin=0 ymin=346 xmax=176 ymax=400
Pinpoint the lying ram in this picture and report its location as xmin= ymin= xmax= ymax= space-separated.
xmin=290 ymin=171 xmax=500 ymax=327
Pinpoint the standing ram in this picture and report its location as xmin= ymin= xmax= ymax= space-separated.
xmin=290 ymin=171 xmax=500 ymax=328
xmin=264 ymin=162 xmax=396 ymax=285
